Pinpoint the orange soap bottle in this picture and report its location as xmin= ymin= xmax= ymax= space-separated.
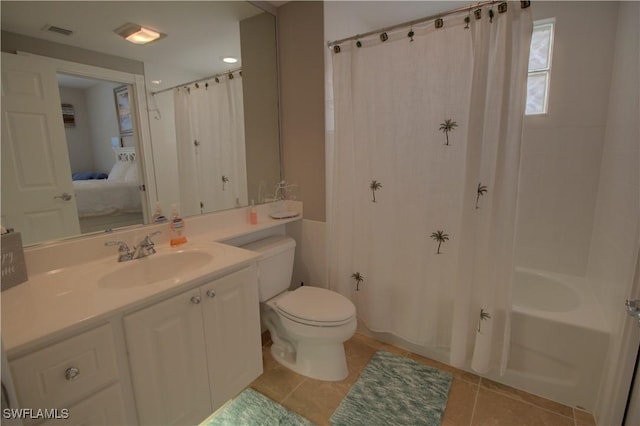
xmin=170 ymin=205 xmax=187 ymax=246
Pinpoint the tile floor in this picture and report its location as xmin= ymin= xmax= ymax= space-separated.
xmin=250 ymin=333 xmax=597 ymax=426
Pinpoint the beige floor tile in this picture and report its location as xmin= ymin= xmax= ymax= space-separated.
xmin=250 ymin=347 xmax=307 ymax=403
xmin=442 ymin=378 xmax=478 ymax=426
xmin=574 ymin=408 xmax=596 ymax=426
xmin=343 ymin=334 xmax=379 ymax=372
xmin=280 ymin=379 xmax=344 ymax=426
xmin=407 ymin=352 xmax=481 ymax=385
xmin=351 ymin=333 xmax=409 ymax=356
xmin=472 ymin=387 xmax=574 ymax=426
xmin=251 ymin=334 xmax=579 ymax=426
xmin=480 ymin=378 xmax=574 ymax=419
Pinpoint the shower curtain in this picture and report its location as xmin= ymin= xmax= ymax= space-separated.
xmin=328 ymin=4 xmax=532 ymax=373
xmin=174 ymin=73 xmax=248 ymax=217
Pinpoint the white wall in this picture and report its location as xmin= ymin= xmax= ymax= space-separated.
xmin=515 ymin=1 xmax=618 ymax=276
xmin=59 ymin=87 xmax=95 ymax=173
xmin=588 ymin=2 xmax=640 ymax=422
xmin=85 ymin=81 xmax=121 ymax=174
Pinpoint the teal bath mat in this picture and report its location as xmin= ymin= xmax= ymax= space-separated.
xmin=205 ymin=388 xmax=314 ymax=426
xmin=330 ymin=351 xmax=452 ymax=426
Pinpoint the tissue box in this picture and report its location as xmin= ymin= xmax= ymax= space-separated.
xmin=1 ymin=231 xmax=28 ymax=291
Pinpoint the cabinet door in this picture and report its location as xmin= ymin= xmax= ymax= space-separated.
xmin=202 ymin=265 xmax=263 ymax=410
xmin=124 ymin=288 xmax=211 ymax=426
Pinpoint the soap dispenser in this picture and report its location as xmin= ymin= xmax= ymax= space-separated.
xmin=169 ymin=205 xmax=187 ymax=246
xmin=152 ymin=202 xmax=167 ymax=223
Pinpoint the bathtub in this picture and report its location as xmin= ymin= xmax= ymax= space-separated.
xmin=489 ymin=268 xmax=609 ymax=410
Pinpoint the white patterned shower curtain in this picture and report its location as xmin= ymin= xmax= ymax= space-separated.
xmin=174 ymin=74 xmax=248 ymax=217
xmin=328 ymin=4 xmax=532 ymax=373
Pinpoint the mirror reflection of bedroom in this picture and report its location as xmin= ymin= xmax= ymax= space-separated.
xmin=58 ymin=73 xmax=144 ymax=234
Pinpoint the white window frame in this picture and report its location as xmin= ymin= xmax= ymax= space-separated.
xmin=526 ymin=18 xmax=555 ymax=115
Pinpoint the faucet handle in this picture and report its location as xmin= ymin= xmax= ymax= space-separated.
xmin=105 ymin=240 xmax=130 ymax=252
xmin=105 ymin=240 xmax=133 ymax=262
xmin=141 ymin=231 xmax=161 ymax=246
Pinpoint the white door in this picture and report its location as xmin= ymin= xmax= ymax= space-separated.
xmin=123 ymin=288 xmax=212 ymax=426
xmin=1 ymin=52 xmax=80 ymax=244
xmin=202 ymin=266 xmax=262 ymax=410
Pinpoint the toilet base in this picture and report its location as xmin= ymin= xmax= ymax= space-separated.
xmin=270 ymin=340 xmax=349 ymax=381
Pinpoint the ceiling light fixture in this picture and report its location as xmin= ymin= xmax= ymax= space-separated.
xmin=115 ymin=23 xmax=165 ymax=45
xmin=222 ymin=57 xmax=238 ymax=64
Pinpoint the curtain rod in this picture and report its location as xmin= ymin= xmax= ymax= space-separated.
xmin=151 ymin=67 xmax=242 ymax=96
xmin=327 ymin=0 xmax=520 ymax=48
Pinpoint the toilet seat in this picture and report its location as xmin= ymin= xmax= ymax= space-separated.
xmin=273 ymin=286 xmax=355 ymax=327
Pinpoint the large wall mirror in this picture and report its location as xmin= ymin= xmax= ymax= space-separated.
xmin=1 ymin=1 xmax=280 ymax=246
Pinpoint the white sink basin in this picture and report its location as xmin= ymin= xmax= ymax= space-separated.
xmin=98 ymin=249 xmax=214 ymax=289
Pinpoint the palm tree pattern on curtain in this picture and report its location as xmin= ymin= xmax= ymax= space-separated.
xmin=478 ymin=308 xmax=491 ymax=332
xmin=439 ymin=119 xmax=458 ymax=146
xmin=476 ymin=183 xmax=488 ymax=209
xmin=222 ymin=175 xmax=229 ymax=191
xmin=352 ymin=272 xmax=365 ymax=291
xmin=430 ymin=230 xmax=450 ymax=254
xmin=370 ymin=180 xmax=382 ymax=202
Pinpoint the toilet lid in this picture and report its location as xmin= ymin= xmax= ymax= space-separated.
xmin=275 ymin=286 xmax=355 ymax=325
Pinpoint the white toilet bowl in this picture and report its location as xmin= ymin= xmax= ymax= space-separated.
xmin=241 ymin=236 xmax=356 ymax=382
xmin=263 ymin=286 xmax=356 ymax=381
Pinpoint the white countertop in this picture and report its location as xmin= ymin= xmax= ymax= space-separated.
xmin=1 ymin=242 xmax=259 ymax=355
xmin=2 ymin=201 xmax=303 ymax=356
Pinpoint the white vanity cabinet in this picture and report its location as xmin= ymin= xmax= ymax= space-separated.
xmin=9 ymin=324 xmax=129 ymax=425
xmin=123 ymin=265 xmax=263 ymax=426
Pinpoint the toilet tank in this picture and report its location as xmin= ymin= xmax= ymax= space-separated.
xmin=241 ymin=236 xmax=296 ymax=302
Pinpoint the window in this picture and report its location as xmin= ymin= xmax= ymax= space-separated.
xmin=526 ymin=19 xmax=555 ymax=115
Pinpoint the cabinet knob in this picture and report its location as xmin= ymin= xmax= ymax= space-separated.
xmin=191 ymin=295 xmax=201 ymax=304
xmin=65 ymin=367 xmax=80 ymax=381
xmin=206 ymin=290 xmax=216 ymax=298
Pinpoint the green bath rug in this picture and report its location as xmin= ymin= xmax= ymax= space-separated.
xmin=205 ymin=388 xmax=315 ymax=426
xmin=330 ymin=351 xmax=452 ymax=426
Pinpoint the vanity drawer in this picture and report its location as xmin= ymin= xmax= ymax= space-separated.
xmin=40 ymin=384 xmax=128 ymax=426
xmin=10 ymin=324 xmax=119 ymax=409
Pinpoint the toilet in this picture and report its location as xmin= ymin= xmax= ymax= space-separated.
xmin=242 ymin=235 xmax=356 ymax=381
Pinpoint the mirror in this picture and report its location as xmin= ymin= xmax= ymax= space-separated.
xmin=0 ymin=1 xmax=280 ymax=246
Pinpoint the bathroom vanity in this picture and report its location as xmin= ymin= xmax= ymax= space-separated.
xmin=124 ymin=266 xmax=261 ymax=425
xmin=1 ymin=201 xmax=302 ymax=425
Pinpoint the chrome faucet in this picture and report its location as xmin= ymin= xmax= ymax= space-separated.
xmin=105 ymin=231 xmax=161 ymax=262
xmin=104 ymin=240 xmax=134 ymax=262
xmin=133 ymin=231 xmax=161 ymax=259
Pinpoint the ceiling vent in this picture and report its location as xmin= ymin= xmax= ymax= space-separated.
xmin=42 ymin=24 xmax=74 ymax=36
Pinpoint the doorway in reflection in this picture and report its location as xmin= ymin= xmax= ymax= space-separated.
xmin=57 ymin=74 xmax=145 ymax=233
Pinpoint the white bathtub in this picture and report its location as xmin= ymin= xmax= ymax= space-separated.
xmin=490 ymin=268 xmax=610 ymax=410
